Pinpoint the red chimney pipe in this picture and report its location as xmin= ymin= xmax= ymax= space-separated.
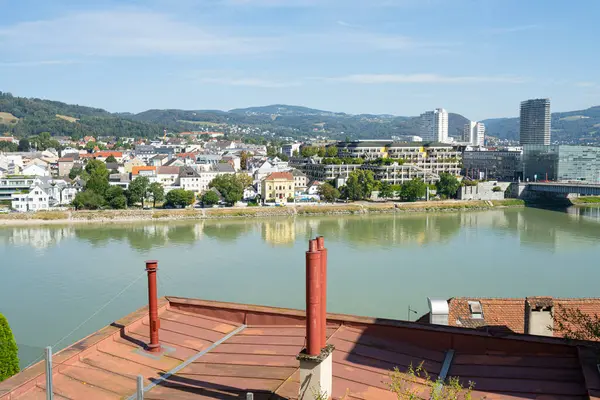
xmin=306 ymin=239 xmax=322 ymax=356
xmin=145 ymin=260 xmax=161 ymax=353
xmin=316 ymin=236 xmax=327 ymax=349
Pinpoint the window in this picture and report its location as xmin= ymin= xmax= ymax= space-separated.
xmin=468 ymin=301 xmax=483 ymax=319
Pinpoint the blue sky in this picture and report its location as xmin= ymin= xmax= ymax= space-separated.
xmin=0 ymin=0 xmax=598 ymax=120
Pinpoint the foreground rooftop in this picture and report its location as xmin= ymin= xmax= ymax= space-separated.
xmin=1 ymin=296 xmax=600 ymax=399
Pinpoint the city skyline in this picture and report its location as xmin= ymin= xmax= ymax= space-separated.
xmin=0 ymin=0 xmax=599 ymax=121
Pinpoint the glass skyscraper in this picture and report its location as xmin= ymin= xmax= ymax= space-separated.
xmin=520 ymin=98 xmax=551 ymax=145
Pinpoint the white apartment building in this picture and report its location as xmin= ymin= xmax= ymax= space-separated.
xmin=420 ymin=108 xmax=448 ymax=143
xmin=11 ymin=185 xmax=50 ymax=212
xmin=463 ymin=121 xmax=486 ymax=146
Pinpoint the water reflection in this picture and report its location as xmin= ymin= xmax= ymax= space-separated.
xmin=1 ymin=207 xmax=599 ymax=252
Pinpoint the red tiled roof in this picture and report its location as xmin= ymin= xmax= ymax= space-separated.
xmin=264 ymin=172 xmax=294 ymax=181
xmin=0 ymin=296 xmax=596 ymax=399
xmin=176 ymin=152 xmax=198 ymax=160
xmin=446 ymin=297 xmax=600 ymax=337
xmin=93 ymin=151 xmax=123 ymax=158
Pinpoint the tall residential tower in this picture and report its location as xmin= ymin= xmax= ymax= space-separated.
xmin=520 ymin=98 xmax=551 ymax=145
xmin=420 ymin=108 xmax=448 ymax=143
xmin=463 ymin=121 xmax=485 ymax=146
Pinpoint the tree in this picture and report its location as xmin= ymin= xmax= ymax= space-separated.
xmin=436 ymin=173 xmax=460 ymax=199
xmin=69 ymin=166 xmax=83 ymax=180
xmin=325 ymin=146 xmax=338 ymax=157
xmin=84 ymin=160 xmax=110 ymax=196
xmin=0 ymin=141 xmax=17 ymax=152
xmin=300 ymin=146 xmax=318 ymax=157
xmin=165 ymin=189 xmax=195 ymax=208
xmin=209 ymin=174 xmax=246 ymax=206
xmin=292 ymin=150 xmax=299 ymax=157
xmin=105 ymin=186 xmax=127 ymax=209
xmin=201 ymin=191 xmax=220 ymax=206
xmin=18 ymin=138 xmax=30 ymax=152
xmin=379 ymin=181 xmax=394 ymax=199
xmin=267 ymin=146 xmax=277 ymax=157
xmin=0 ymin=313 xmax=19 ymax=382
xmin=317 ymin=183 xmax=340 ymax=202
xmin=148 ymin=182 xmax=165 ymax=208
xmin=276 ymin=153 xmax=289 ymax=161
xmin=128 ymin=176 xmax=150 ymax=207
xmin=240 ymin=151 xmax=248 ymax=170
xmin=345 ymin=170 xmax=376 ymax=201
xmin=317 ymin=147 xmax=326 ymax=157
xmin=72 ymin=190 xmax=105 ymax=210
xmin=400 ymin=178 xmax=427 ymax=202
xmin=553 ymin=305 xmax=600 ymax=341
xmin=105 ymin=155 xmax=117 ymax=163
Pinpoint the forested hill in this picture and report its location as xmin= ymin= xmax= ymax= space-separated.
xmin=0 ymin=92 xmax=167 ymax=139
xmin=1 ymin=92 xmax=599 ymax=144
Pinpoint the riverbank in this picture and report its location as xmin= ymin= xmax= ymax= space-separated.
xmin=0 ymin=199 xmax=525 ymax=226
xmin=570 ymin=196 xmax=600 ymax=205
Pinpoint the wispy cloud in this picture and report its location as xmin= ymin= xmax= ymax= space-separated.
xmin=576 ymin=81 xmax=597 ymax=88
xmin=0 ymin=60 xmax=77 ymax=67
xmin=197 ymin=77 xmax=302 ymax=88
xmin=0 ymin=10 xmax=276 ymax=57
xmin=324 ymin=73 xmax=526 ymax=84
xmin=486 ymin=25 xmax=541 ymax=34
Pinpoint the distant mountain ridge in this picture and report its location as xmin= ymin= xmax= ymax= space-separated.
xmin=1 ymin=92 xmax=599 ymax=144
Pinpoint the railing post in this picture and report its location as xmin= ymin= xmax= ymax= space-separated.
xmin=45 ymin=346 xmax=53 ymax=400
xmin=137 ymin=375 xmax=144 ymax=399
xmin=145 ymin=260 xmax=161 ymax=352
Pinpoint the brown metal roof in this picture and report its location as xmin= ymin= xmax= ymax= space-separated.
xmin=1 ymin=296 xmax=598 ymax=400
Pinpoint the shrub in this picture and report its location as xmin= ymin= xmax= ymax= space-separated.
xmin=389 ymin=362 xmax=475 ymax=400
xmin=0 ymin=313 xmax=19 ymax=382
xmin=492 ymin=186 xmax=502 ymax=192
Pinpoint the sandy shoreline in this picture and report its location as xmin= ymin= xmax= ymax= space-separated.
xmin=0 ymin=200 xmax=525 ymax=226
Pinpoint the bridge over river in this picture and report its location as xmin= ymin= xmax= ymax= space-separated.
xmin=526 ymin=182 xmax=600 ymax=196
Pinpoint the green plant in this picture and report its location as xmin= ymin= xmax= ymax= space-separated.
xmin=389 ymin=362 xmax=476 ymax=400
xmin=0 ymin=313 xmax=19 ymax=382
xmin=492 ymin=186 xmax=502 ymax=192
xmin=201 ymin=191 xmax=220 ymax=206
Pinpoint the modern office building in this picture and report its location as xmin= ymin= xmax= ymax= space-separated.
xmin=463 ymin=121 xmax=485 ymax=146
xmin=520 ymin=98 xmax=551 ymax=145
xmin=522 ymin=145 xmax=600 ymax=182
xmin=420 ymin=108 xmax=448 ymax=143
xmin=463 ymin=149 xmax=523 ymax=181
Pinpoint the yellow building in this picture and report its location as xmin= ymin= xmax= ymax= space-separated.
xmin=261 ymin=172 xmax=295 ymax=203
xmin=124 ymin=157 xmax=146 ymax=173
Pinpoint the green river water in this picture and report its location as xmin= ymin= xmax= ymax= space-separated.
xmin=1 ymin=206 xmax=600 ymax=368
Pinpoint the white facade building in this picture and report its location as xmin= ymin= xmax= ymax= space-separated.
xmin=420 ymin=108 xmax=448 ymax=143
xmin=463 ymin=121 xmax=486 ymax=146
xmin=11 ymin=185 xmax=50 ymax=212
xmin=22 ymin=164 xmax=50 ymax=177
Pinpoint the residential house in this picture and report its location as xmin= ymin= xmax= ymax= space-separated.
xmin=163 ymin=158 xmax=186 ymax=168
xmin=21 ymin=164 xmax=49 ymax=177
xmin=261 ymin=172 xmax=295 ymax=203
xmin=91 ymin=151 xmax=123 ymax=162
xmin=306 ymin=180 xmax=323 ymax=196
xmin=109 ymin=173 xmax=131 ymax=189
xmin=57 ymin=156 xmax=82 ymax=177
xmin=123 ymin=157 xmax=146 ymax=173
xmin=418 ymin=296 xmax=600 ymax=338
xmin=177 ymin=166 xmax=202 ymax=192
xmin=243 ymin=186 xmax=258 ymax=200
xmin=11 ymin=184 xmax=49 ymax=212
xmin=134 ymin=145 xmax=157 ymax=162
xmin=0 ymin=176 xmax=36 ymax=201
xmin=34 ymin=177 xmax=78 ymax=206
xmin=291 ymin=169 xmax=307 ymax=194
xmin=156 ymin=166 xmax=180 ymax=187
xmin=221 ymin=154 xmax=241 ymax=171
xmin=131 ymin=166 xmax=157 ymax=182
xmin=105 ymin=163 xmax=124 ymax=174
xmin=149 ymin=154 xmax=169 ymax=166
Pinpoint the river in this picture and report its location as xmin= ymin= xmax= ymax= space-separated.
xmin=2 ymin=206 xmax=600 ymax=368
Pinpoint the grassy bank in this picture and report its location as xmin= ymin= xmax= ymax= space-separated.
xmin=0 ymin=199 xmax=525 ymax=226
xmin=571 ymin=196 xmax=600 ymax=205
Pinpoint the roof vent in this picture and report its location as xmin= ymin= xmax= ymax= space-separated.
xmin=427 ymin=298 xmax=449 ymax=326
xmin=468 ymin=301 xmax=483 ymax=319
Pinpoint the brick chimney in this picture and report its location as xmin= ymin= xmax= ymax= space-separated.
xmin=297 ymin=238 xmax=334 ymax=400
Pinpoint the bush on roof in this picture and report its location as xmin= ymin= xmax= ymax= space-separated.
xmin=0 ymin=313 xmax=19 ymax=382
